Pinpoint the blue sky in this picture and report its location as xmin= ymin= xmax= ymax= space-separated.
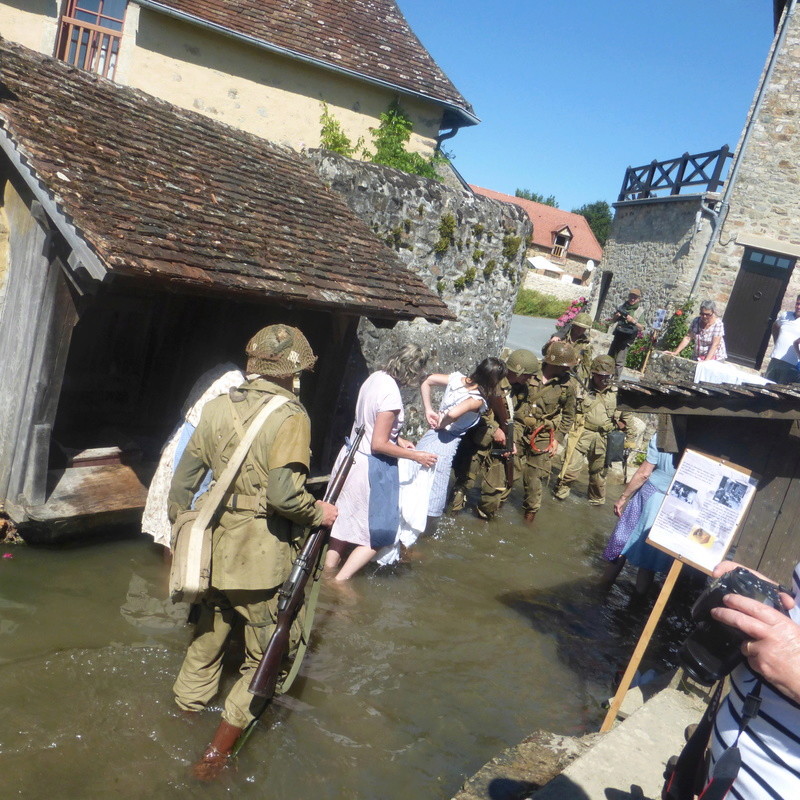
xmin=398 ymin=0 xmax=775 ymax=211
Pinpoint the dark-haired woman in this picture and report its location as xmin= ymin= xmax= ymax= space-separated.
xmin=417 ymin=358 xmax=507 ymax=519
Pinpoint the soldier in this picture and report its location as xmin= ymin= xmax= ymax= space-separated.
xmin=552 ymin=355 xmax=629 ymax=505
xmin=452 ymin=349 xmax=540 ymax=519
xmin=543 ymin=310 xmax=595 ymax=386
xmin=516 ymin=341 xmax=578 ymax=524
xmin=168 ymin=325 xmax=338 ymax=780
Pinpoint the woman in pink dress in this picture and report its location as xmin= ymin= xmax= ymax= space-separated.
xmin=325 ymin=345 xmax=437 ymax=581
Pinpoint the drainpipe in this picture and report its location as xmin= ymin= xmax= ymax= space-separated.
xmin=689 ymin=0 xmax=796 ymax=297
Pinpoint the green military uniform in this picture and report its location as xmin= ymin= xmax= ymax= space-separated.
xmin=471 ymin=375 xmax=529 ymax=517
xmin=169 ymin=376 xmax=322 ymax=730
xmin=516 ymin=368 xmax=577 ymax=517
xmin=553 ymin=364 xmax=629 ymax=505
xmin=543 ymin=313 xmax=595 ymax=387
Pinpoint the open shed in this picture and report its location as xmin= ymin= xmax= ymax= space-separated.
xmin=0 ymin=39 xmax=453 ymax=540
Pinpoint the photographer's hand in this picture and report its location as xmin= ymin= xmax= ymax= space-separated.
xmin=713 ymin=560 xmax=776 ymax=585
xmin=711 ymin=594 xmax=800 ymax=704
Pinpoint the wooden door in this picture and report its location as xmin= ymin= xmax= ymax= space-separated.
xmin=722 ymin=248 xmax=795 ymax=368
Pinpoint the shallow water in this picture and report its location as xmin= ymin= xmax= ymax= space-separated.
xmin=0 ymin=480 xmax=693 ymax=800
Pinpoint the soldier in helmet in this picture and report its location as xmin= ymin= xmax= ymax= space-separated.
xmin=452 ymin=349 xmax=540 ymax=519
xmin=516 ymin=341 xmax=578 ymax=524
xmin=544 ymin=310 xmax=595 ymax=386
xmin=553 ymin=355 xmax=629 ymax=505
xmin=168 ymin=324 xmax=338 ymax=780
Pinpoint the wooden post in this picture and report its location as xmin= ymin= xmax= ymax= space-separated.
xmin=600 ymin=558 xmax=684 ymax=732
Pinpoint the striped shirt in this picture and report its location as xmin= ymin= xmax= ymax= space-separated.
xmin=708 ymin=562 xmax=800 ymax=799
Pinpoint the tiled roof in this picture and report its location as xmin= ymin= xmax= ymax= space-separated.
xmin=0 ymin=39 xmax=453 ymax=323
xmin=141 ymin=0 xmax=476 ymax=125
xmin=469 ymin=186 xmax=604 ymax=262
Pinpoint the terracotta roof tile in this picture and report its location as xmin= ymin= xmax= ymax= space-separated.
xmin=0 ymin=39 xmax=453 ymax=323
xmin=143 ymin=0 xmax=475 ymax=123
xmin=470 ymin=185 xmax=604 ymax=262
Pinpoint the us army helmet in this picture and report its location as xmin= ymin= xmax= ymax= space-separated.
xmin=506 ymin=349 xmax=540 ymax=375
xmin=590 ymin=355 xmax=615 ymax=375
xmin=571 ymin=312 xmax=593 ymax=329
xmin=543 ymin=341 xmax=578 ymax=368
xmin=245 ymin=324 xmax=316 ymax=376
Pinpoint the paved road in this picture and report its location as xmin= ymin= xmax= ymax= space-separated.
xmin=505 ymin=314 xmax=556 ymax=353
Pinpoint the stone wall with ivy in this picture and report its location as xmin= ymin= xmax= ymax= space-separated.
xmin=307 ymin=149 xmax=531 ymax=438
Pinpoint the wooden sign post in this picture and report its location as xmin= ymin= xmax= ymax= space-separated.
xmin=600 ymin=449 xmax=757 ymax=732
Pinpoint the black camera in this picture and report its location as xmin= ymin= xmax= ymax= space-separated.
xmin=679 ymin=567 xmax=784 ymax=685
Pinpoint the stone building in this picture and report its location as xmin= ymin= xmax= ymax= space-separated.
xmin=469 ymin=185 xmax=604 ymax=286
xmin=0 ymin=0 xmax=477 ymax=156
xmin=597 ymin=0 xmax=800 ymax=370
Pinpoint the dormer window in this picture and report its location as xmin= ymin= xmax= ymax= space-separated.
xmin=551 ymin=226 xmax=572 ymax=259
xmin=56 ymin=1 xmax=127 ymax=80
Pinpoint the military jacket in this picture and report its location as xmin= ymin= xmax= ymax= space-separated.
xmin=169 ymin=378 xmax=322 ymax=591
xmin=582 ymin=385 xmax=630 ymax=433
xmin=514 ymin=372 xmax=577 ymax=444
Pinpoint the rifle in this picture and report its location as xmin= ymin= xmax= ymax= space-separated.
xmin=234 ymin=424 xmax=365 ymax=753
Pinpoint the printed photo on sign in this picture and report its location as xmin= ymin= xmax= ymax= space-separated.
xmin=670 ymin=480 xmax=698 ymax=506
xmin=647 ymin=448 xmax=758 ymax=574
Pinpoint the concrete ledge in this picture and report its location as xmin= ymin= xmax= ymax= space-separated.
xmin=529 ymin=688 xmax=705 ymax=800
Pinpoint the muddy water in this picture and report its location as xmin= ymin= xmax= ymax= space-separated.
xmin=0 ymin=483 xmax=690 ymax=800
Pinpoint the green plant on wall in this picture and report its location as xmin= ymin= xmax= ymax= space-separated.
xmin=502 ymin=234 xmax=522 ymax=260
xmin=483 ymin=259 xmax=496 ymax=278
xmin=320 ymin=99 xmax=445 ymax=180
xmin=319 ymin=102 xmax=358 ymax=157
xmin=434 ymin=213 xmax=456 ymax=254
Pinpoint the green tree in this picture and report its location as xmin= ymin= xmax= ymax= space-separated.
xmin=571 ymin=200 xmax=613 ymax=246
xmin=515 ymin=188 xmax=559 ymax=207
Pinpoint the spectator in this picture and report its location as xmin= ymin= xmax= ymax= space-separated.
xmin=607 ymin=288 xmax=645 ymax=376
xmin=670 ymin=300 xmax=727 ymax=361
xmin=765 ymin=293 xmax=800 ymax=383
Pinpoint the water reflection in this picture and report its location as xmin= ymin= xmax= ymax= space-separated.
xmin=0 ymin=482 xmax=694 ymax=799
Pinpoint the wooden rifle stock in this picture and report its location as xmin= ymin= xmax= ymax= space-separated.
xmin=248 ymin=424 xmax=365 ymax=699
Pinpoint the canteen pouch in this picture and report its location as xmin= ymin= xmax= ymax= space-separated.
xmin=169 ymin=509 xmax=211 ymax=604
xmin=605 ymin=429 xmax=626 ymax=467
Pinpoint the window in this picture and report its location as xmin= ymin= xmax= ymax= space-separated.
xmin=56 ymin=1 xmax=127 ymax=80
xmin=551 ymin=233 xmax=570 ymax=259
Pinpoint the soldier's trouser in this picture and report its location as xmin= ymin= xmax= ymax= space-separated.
xmin=521 ymin=436 xmax=553 ymax=514
xmin=173 ymin=587 xmax=298 ymax=728
xmin=557 ymin=430 xmax=607 ymax=503
xmin=477 ymin=455 xmax=511 ymax=516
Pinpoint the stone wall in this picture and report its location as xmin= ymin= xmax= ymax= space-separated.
xmin=699 ymin=4 xmax=800 ymax=306
xmin=308 ymin=149 xmax=531 ymax=438
xmin=591 ymin=195 xmax=714 ymax=324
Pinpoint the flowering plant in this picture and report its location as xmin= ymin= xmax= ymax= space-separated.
xmin=555 ymin=296 xmax=588 ymax=328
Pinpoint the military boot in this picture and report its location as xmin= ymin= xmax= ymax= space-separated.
xmin=192 ymin=718 xmax=243 ymax=781
xmin=552 ymin=482 xmax=571 ymax=501
xmin=450 ymin=488 xmax=466 ymax=513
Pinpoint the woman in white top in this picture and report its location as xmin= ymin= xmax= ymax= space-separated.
xmin=417 ymin=358 xmax=507 ymax=519
xmin=325 ymin=345 xmax=436 ymax=581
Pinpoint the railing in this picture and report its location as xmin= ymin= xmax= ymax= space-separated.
xmin=551 ymin=244 xmax=567 ymax=259
xmin=56 ymin=16 xmax=121 ymax=80
xmin=617 ymin=145 xmax=732 ymax=202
